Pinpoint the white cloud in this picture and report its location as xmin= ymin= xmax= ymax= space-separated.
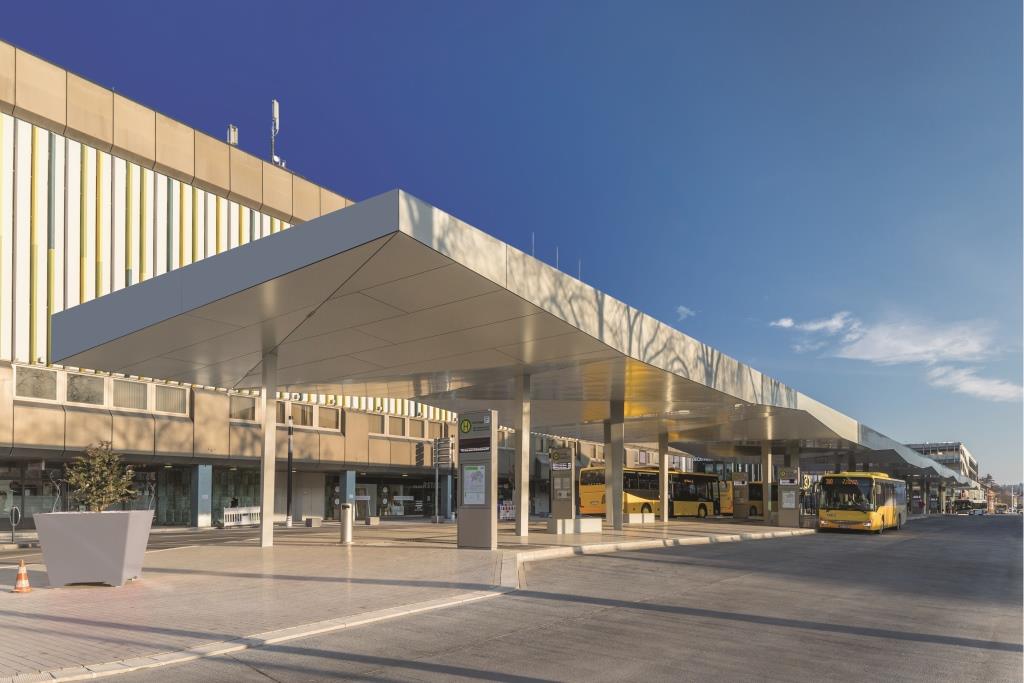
xmin=926 ymin=366 xmax=1023 ymax=402
xmin=835 ymin=321 xmax=992 ymax=365
xmin=676 ymin=305 xmax=696 ymax=321
xmin=792 ymin=340 xmax=826 ymax=353
xmin=769 ymin=309 xmax=1011 ymax=402
xmin=770 ymin=312 xmax=854 ymax=334
xmin=795 ymin=311 xmax=854 ymax=335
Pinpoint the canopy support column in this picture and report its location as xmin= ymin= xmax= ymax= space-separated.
xmin=761 ymin=441 xmax=773 ymax=523
xmin=259 ymin=351 xmax=278 ymax=548
xmin=514 ymin=373 xmax=531 ymax=537
xmin=658 ymin=432 xmax=669 ymax=523
xmin=604 ymin=400 xmax=625 ymax=531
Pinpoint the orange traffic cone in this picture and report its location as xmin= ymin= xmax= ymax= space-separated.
xmin=12 ymin=560 xmax=31 ymax=593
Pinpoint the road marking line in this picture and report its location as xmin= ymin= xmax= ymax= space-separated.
xmin=28 ymin=588 xmax=512 ymax=682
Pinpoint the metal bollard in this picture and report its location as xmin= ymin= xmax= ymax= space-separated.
xmin=340 ymin=503 xmax=353 ymax=545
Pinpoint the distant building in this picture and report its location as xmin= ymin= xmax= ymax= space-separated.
xmin=905 ymin=442 xmax=979 ymax=484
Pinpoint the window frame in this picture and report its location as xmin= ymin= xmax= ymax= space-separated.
xmin=229 ymin=394 xmax=258 ymax=423
xmin=14 ymin=365 xmax=60 ymax=403
xmin=65 ymin=372 xmax=107 ymax=407
xmin=318 ymin=406 xmax=340 ymax=431
xmin=111 ymin=378 xmax=150 ymax=412
xmin=291 ymin=402 xmax=314 ymax=428
xmin=154 ymin=384 xmax=189 ymax=416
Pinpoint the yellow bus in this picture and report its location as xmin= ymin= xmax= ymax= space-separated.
xmin=746 ymin=482 xmax=777 ymax=518
xmin=577 ymin=467 xmax=722 ymax=518
xmin=670 ymin=472 xmax=721 ymax=518
xmin=818 ymin=472 xmax=907 ymax=533
xmin=718 ymin=480 xmax=734 ymax=515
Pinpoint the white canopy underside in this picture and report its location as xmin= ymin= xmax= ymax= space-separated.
xmin=53 ymin=190 xmax=968 ymax=484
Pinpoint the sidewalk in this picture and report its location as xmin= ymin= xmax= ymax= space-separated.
xmin=0 ymin=518 xmax=812 ymax=681
xmin=0 ymin=525 xmax=199 ymax=550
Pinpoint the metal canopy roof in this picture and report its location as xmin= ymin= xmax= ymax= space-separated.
xmin=52 ymin=190 xmax=968 ymax=485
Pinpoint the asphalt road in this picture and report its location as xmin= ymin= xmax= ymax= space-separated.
xmin=117 ymin=515 xmax=1022 ymax=682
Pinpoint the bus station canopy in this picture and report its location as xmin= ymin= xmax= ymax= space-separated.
xmin=52 ymin=190 xmax=969 ymax=486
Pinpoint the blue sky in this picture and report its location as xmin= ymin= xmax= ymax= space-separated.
xmin=6 ymin=1 xmax=1021 ymax=480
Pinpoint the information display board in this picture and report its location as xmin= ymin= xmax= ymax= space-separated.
xmin=461 ymin=464 xmax=488 ymax=506
xmin=732 ymin=471 xmax=750 ymax=520
xmin=777 ymin=466 xmax=801 ymax=528
xmin=456 ymin=410 xmax=498 ymax=549
xmin=549 ymin=446 xmax=576 ymax=520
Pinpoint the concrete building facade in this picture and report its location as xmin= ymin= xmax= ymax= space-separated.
xmin=906 ymin=442 xmax=979 ymax=484
xmin=0 ymin=40 xmax=471 ymax=527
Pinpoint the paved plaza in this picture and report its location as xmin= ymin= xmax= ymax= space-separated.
xmin=0 ymin=518 xmax=808 ymax=680
xmin=121 ymin=515 xmax=1023 ymax=683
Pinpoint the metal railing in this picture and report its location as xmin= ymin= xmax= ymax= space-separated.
xmin=222 ymin=506 xmax=261 ymax=527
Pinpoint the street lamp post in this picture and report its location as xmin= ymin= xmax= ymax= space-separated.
xmin=286 ymin=414 xmax=294 ymax=528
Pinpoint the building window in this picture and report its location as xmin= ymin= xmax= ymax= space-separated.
xmin=368 ymin=414 xmax=384 ymax=434
xmin=15 ymin=367 xmax=57 ymax=400
xmin=113 ymin=379 xmax=147 ymax=410
xmin=389 ymin=416 xmax=405 ymax=436
xmin=409 ymin=419 xmax=425 ymax=438
xmin=319 ymin=407 xmax=339 ymax=430
xmin=292 ymin=403 xmax=313 ymax=427
xmin=229 ymin=395 xmax=256 ymax=421
xmin=155 ymin=385 xmax=187 ymax=414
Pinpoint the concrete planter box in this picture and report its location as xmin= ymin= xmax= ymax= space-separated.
xmin=35 ymin=510 xmax=154 ymax=587
xmin=623 ymin=512 xmax=655 ymax=524
xmin=546 ymin=517 xmax=602 ymax=534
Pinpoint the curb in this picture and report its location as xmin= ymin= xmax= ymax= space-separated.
xmin=499 ymin=527 xmax=815 ymax=587
xmin=0 ymin=542 xmax=39 ymax=551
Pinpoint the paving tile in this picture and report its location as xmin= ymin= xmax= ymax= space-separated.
xmin=0 ymin=519 xmax=797 ymax=678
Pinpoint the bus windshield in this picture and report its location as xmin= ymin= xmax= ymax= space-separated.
xmin=820 ymin=477 xmax=874 ymax=511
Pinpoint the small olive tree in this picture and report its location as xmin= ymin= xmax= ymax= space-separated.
xmin=66 ymin=441 xmax=137 ymax=512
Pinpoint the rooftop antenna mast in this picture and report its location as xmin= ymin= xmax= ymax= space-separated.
xmin=271 ymin=99 xmax=286 ymax=167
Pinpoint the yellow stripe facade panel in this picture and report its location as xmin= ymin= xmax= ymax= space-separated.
xmin=291 ymin=174 xmax=320 ymax=223
xmin=259 ymin=160 xmax=292 ymax=220
xmin=65 ymin=73 xmax=113 ymax=152
xmin=112 ymin=94 xmax=155 ymax=168
xmin=0 ymin=116 xmax=12 ymax=361
xmin=193 ymin=130 xmax=229 ymax=195
xmin=154 ymin=112 xmax=194 ymax=184
xmin=13 ymin=49 xmax=66 ymax=133
xmin=0 ymin=42 xmax=14 ymax=114
xmin=228 ymin=145 xmax=262 ymax=208
xmin=28 ymin=127 xmax=37 ymax=363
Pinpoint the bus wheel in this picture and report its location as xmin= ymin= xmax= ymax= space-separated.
xmin=697 ymin=505 xmax=707 ymax=518
xmin=641 ymin=503 xmax=652 ymax=514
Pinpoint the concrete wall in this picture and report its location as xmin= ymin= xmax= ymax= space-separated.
xmin=0 ymin=38 xmax=353 ymax=223
xmin=0 ymin=362 xmax=442 ymax=469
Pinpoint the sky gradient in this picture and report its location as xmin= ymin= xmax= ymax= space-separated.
xmin=5 ymin=1 xmax=1021 ymax=480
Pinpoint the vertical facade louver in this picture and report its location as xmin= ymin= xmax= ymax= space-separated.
xmin=0 ymin=112 xmax=450 ymax=422
xmin=0 ymin=112 xmax=291 ymax=366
